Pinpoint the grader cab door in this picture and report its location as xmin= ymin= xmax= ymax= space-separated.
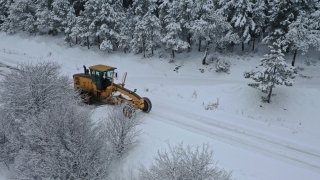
xmin=90 ymin=69 xmax=114 ymax=91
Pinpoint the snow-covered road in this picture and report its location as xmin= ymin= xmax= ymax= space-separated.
xmin=147 ymin=96 xmax=320 ymax=173
xmin=0 ymin=55 xmax=18 ymax=73
xmin=1 ymin=32 xmax=320 ymax=180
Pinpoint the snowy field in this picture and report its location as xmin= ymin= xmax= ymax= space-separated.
xmin=0 ymin=32 xmax=320 ymax=180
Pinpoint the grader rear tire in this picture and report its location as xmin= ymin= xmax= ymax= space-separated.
xmin=83 ymin=92 xmax=93 ymax=105
xmin=123 ymin=103 xmax=136 ymax=118
xmin=142 ymin=97 xmax=152 ymax=113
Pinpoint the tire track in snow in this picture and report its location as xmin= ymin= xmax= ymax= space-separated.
xmin=0 ymin=56 xmax=19 ymax=77
xmin=146 ymin=101 xmax=320 ymax=173
xmin=0 ymin=55 xmax=18 ymax=65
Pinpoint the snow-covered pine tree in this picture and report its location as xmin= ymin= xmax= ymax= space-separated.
xmin=123 ymin=0 xmax=133 ymax=8
xmin=190 ymin=2 xmax=238 ymax=65
xmin=98 ymin=0 xmax=125 ymax=51
xmin=160 ymin=0 xmax=189 ymax=60
xmin=160 ymin=0 xmax=194 ymax=52
xmin=158 ymin=0 xmax=170 ymax=31
xmin=309 ymin=4 xmax=320 ymax=51
xmin=284 ymin=10 xmax=320 ymax=66
xmin=34 ymin=0 xmax=53 ymax=34
xmin=76 ymin=0 xmax=104 ymax=49
xmin=262 ymin=0 xmax=293 ymax=45
xmin=97 ymin=1 xmax=116 ymax=51
xmin=219 ymin=0 xmax=255 ymax=51
xmin=129 ymin=0 xmax=158 ymax=55
xmin=117 ymin=7 xmax=134 ymax=53
xmin=263 ymin=0 xmax=316 ymax=47
xmin=0 ymin=0 xmax=12 ymax=24
xmin=131 ymin=9 xmax=161 ymax=57
xmin=72 ymin=0 xmax=86 ymax=16
xmin=246 ymin=43 xmax=296 ymax=103
xmin=71 ymin=14 xmax=90 ymax=48
xmin=131 ymin=16 xmax=147 ymax=56
xmin=251 ymin=0 xmax=267 ymax=51
xmin=285 ymin=15 xmax=308 ymax=66
xmin=51 ymin=0 xmax=75 ymax=35
xmin=177 ymin=0 xmax=194 ymax=51
xmin=63 ymin=4 xmax=77 ymax=45
xmin=192 ymin=0 xmax=216 ymax=52
xmin=144 ymin=10 xmax=161 ymax=56
xmin=71 ymin=0 xmax=123 ymax=49
xmin=132 ymin=0 xmax=156 ymax=19
xmin=161 ymin=21 xmax=189 ymax=60
xmin=1 ymin=0 xmax=37 ymax=34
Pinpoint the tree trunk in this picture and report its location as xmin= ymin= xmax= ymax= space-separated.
xmin=292 ymin=49 xmax=297 ymax=66
xmin=252 ymin=37 xmax=255 ymax=51
xmin=267 ymin=87 xmax=273 ymax=103
xmin=267 ymin=65 xmax=277 ymax=103
xmin=151 ymin=30 xmax=154 ymax=55
xmin=172 ymin=49 xmax=175 ymax=59
xmin=231 ymin=41 xmax=234 ymax=52
xmin=143 ymin=42 xmax=146 ymax=58
xmin=87 ymin=36 xmax=90 ymax=49
xmin=151 ymin=46 xmax=154 ymax=56
xmin=198 ymin=38 xmax=201 ymax=52
xmin=242 ymin=27 xmax=245 ymax=52
xmin=202 ymin=41 xmax=210 ymax=65
xmin=187 ymin=33 xmax=191 ymax=52
xmin=242 ymin=41 xmax=244 ymax=51
xmin=97 ymin=35 xmax=100 ymax=49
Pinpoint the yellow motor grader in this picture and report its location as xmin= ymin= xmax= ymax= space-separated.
xmin=73 ymin=64 xmax=152 ymax=117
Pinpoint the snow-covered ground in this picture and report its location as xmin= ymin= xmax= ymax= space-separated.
xmin=0 ymin=32 xmax=320 ymax=180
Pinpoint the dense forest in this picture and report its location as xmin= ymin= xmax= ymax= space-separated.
xmin=0 ymin=0 xmax=320 ymax=64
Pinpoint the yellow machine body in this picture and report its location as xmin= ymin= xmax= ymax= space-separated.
xmin=73 ymin=64 xmax=152 ymax=113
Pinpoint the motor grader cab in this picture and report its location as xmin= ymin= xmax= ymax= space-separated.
xmin=73 ymin=64 xmax=152 ymax=117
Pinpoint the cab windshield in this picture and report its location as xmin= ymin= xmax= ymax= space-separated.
xmin=103 ymin=71 xmax=114 ymax=80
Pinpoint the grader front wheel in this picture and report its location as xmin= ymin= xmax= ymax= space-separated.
xmin=142 ymin=97 xmax=152 ymax=113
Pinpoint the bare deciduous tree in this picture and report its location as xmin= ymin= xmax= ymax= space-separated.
xmin=0 ymin=61 xmax=75 ymax=167
xmin=0 ymin=61 xmax=112 ymax=179
xmin=100 ymin=106 xmax=143 ymax=157
xmin=0 ymin=61 xmax=74 ymax=118
xmin=0 ymin=106 xmax=21 ymax=168
xmin=139 ymin=142 xmax=233 ymax=180
xmin=9 ymin=104 xmax=111 ymax=180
